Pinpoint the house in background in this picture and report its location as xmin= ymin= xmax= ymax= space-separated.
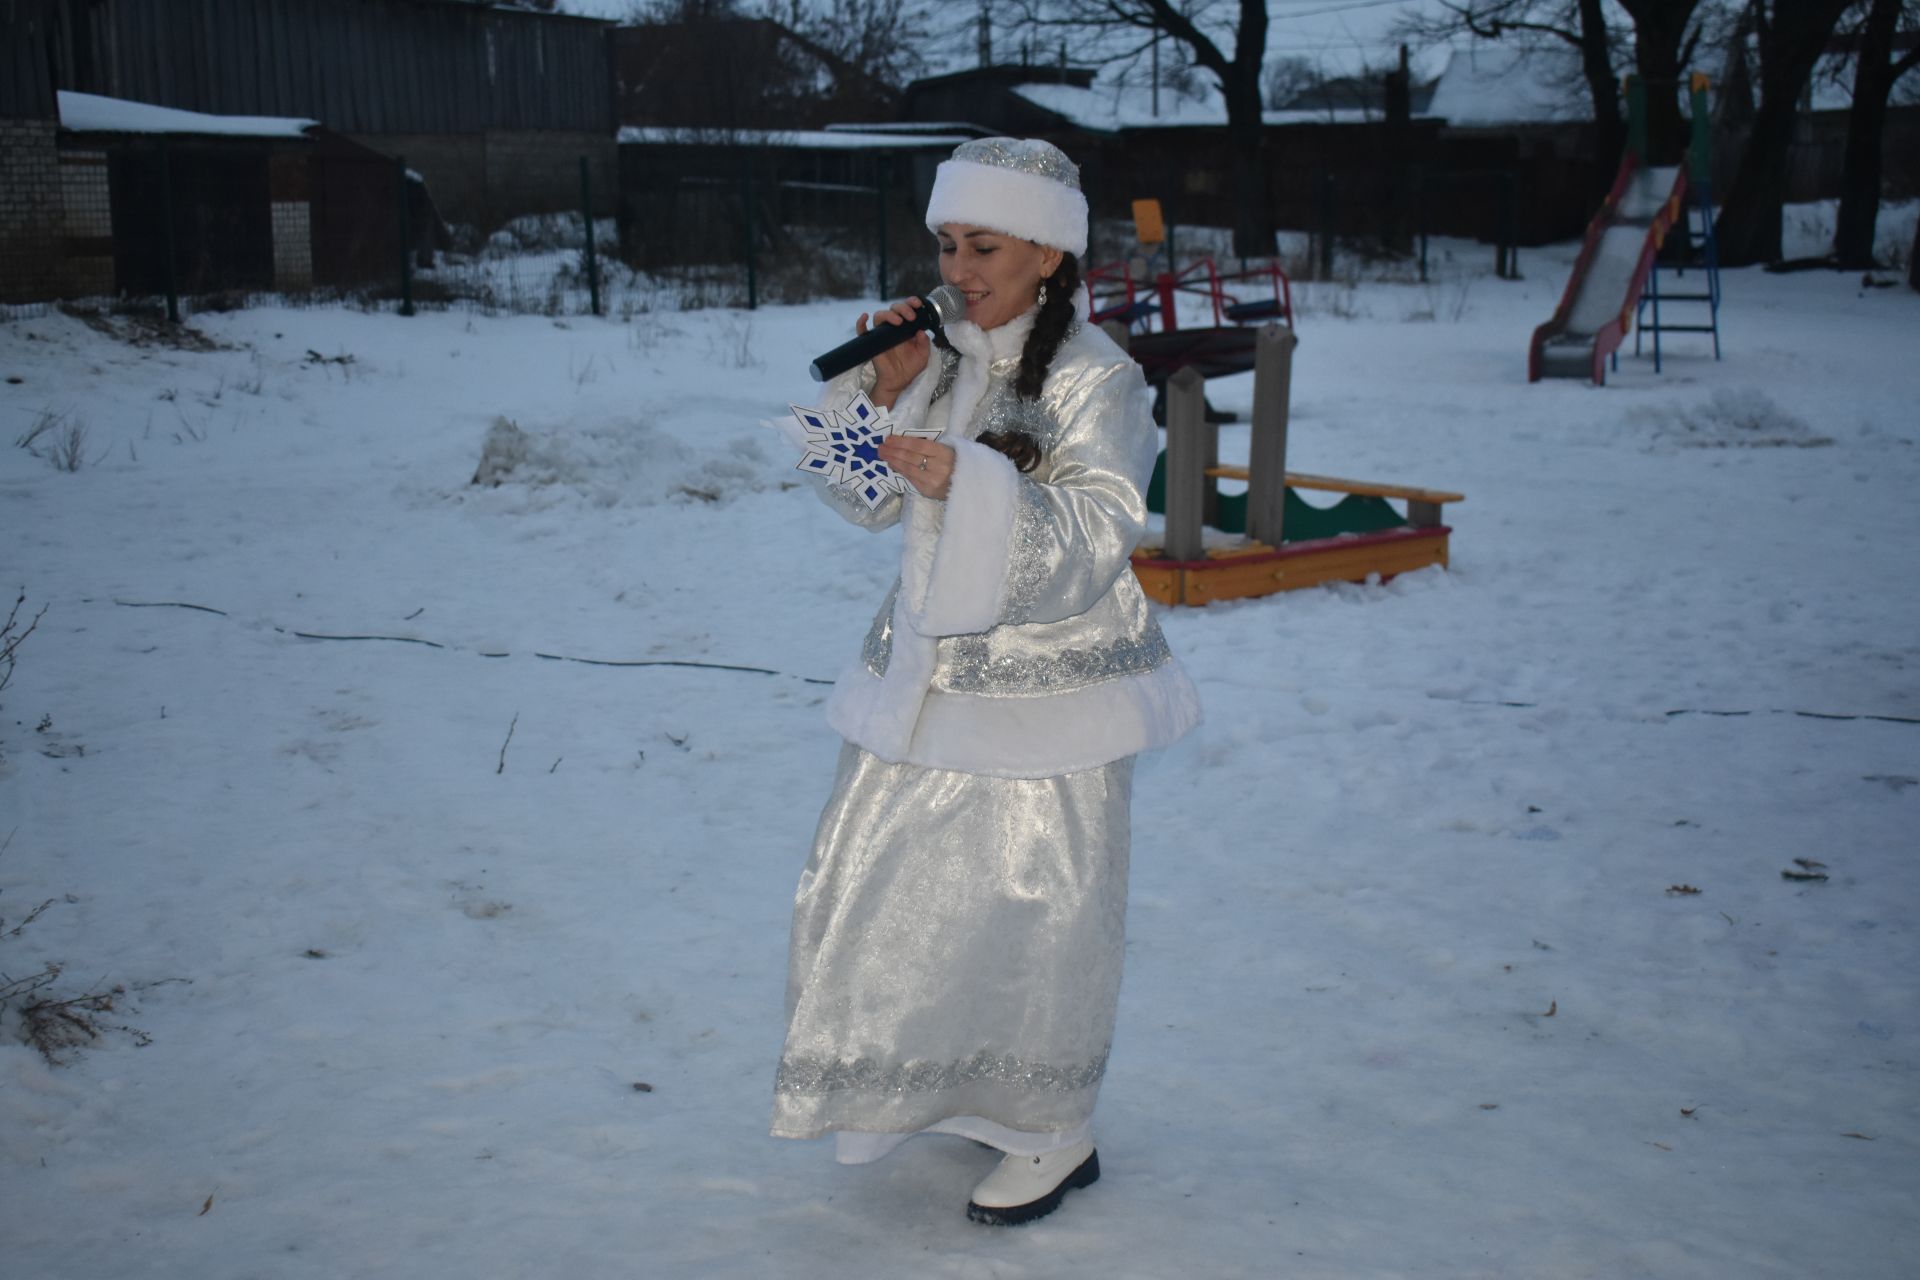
xmin=30 ymin=0 xmax=616 ymax=231
xmin=0 ymin=82 xmax=446 ymax=305
xmin=612 ymin=17 xmax=899 ymax=132
xmin=70 ymin=92 xmax=451 ymax=295
xmin=0 ymin=0 xmax=63 ymax=303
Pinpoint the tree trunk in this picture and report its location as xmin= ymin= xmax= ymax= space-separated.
xmin=1716 ymin=0 xmax=1855 ymax=267
xmin=1226 ymin=0 xmax=1272 ymax=257
xmin=1833 ymin=0 xmax=1900 ymax=267
xmin=1715 ymin=91 xmax=1800 ymax=264
xmin=1617 ymin=0 xmax=1701 ymax=163
xmin=1577 ymin=0 xmax=1627 ymax=186
xmin=1226 ymin=102 xmax=1270 ymax=258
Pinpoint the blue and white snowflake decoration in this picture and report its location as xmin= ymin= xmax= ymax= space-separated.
xmin=788 ymin=392 xmax=941 ymax=510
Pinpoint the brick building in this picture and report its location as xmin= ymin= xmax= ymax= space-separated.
xmin=1 ymin=0 xmax=63 ymax=303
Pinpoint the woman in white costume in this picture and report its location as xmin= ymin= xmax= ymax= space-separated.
xmin=771 ymin=138 xmax=1201 ymax=1225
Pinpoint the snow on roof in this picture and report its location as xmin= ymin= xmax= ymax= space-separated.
xmin=1262 ymin=107 xmax=1397 ymax=126
xmin=1014 ymin=79 xmax=1419 ymax=132
xmin=57 ymin=90 xmax=317 ymax=138
xmin=1426 ymin=44 xmax=1592 ymax=126
xmin=1012 ymin=81 xmax=1225 ymax=132
xmin=618 ymin=126 xmax=970 ymax=149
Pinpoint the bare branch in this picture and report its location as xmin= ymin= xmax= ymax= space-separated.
xmin=497 ymin=713 xmax=519 ymax=775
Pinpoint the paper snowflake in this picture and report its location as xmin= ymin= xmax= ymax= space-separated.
xmin=789 ymin=392 xmax=941 ymax=510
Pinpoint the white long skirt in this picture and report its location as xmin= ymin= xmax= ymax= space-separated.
xmin=771 ymin=743 xmax=1134 ymax=1151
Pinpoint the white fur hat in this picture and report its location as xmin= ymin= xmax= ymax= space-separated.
xmin=924 ymin=137 xmax=1088 ymax=257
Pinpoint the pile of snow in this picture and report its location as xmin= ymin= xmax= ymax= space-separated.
xmin=482 ymin=212 xmax=616 ymax=256
xmin=468 ymin=414 xmax=774 ymax=509
xmin=1782 ymin=198 xmax=1919 ymax=268
xmin=1628 ymin=387 xmax=1834 ymax=451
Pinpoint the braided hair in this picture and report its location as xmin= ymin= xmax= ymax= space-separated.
xmin=976 ymin=252 xmax=1081 ymax=475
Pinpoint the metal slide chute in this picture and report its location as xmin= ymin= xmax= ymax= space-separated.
xmin=1528 ymin=153 xmax=1688 ymax=385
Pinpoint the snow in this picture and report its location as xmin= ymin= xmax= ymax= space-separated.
xmin=1557 ymin=168 xmax=1682 ymax=337
xmin=57 ymin=90 xmax=317 ymax=139
xmin=3 ymin=213 xmax=1919 ymax=1278
xmin=1014 ymin=83 xmax=1409 ymax=133
xmin=1014 ymin=80 xmax=1226 ymax=131
xmin=618 ymin=127 xmax=970 ymax=150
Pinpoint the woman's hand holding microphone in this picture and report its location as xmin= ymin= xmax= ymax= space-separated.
xmin=859 ymin=297 xmax=955 ymax=501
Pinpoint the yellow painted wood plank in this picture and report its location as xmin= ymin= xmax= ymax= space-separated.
xmin=1172 ymin=536 xmax=1449 ymax=604
xmin=1200 ymin=465 xmax=1465 ymax=505
xmin=1129 ymin=561 xmax=1182 ymax=606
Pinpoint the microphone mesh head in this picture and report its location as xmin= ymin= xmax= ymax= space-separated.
xmin=925 ymin=284 xmax=967 ymax=329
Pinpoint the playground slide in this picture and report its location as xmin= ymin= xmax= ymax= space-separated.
xmin=1529 ymin=155 xmax=1688 ymax=385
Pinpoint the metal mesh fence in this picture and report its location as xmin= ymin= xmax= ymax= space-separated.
xmin=3 ymin=141 xmax=919 ymax=323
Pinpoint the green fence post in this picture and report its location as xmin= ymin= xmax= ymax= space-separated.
xmin=741 ymin=151 xmax=758 ymax=311
xmin=1504 ymin=171 xmax=1520 ymax=279
xmin=396 ymin=155 xmax=415 ymax=317
xmin=580 ymin=155 xmax=600 ymax=317
xmin=158 ymin=141 xmax=180 ymax=324
xmin=1414 ymin=171 xmax=1428 ymax=283
xmin=1317 ymin=173 xmax=1335 ymax=280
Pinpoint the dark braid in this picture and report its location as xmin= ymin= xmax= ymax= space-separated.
xmin=1015 ymin=252 xmax=1080 ymax=401
xmin=977 ymin=252 xmax=1080 ymax=474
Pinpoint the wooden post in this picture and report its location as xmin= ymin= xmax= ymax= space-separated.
xmin=1201 ymin=407 xmax=1220 ymax=530
xmin=1246 ymin=323 xmax=1297 ymax=547
xmin=1163 ymin=367 xmax=1208 ymax=562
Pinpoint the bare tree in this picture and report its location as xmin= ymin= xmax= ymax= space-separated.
xmin=767 ymin=0 xmax=937 ymax=90
xmin=1010 ymin=0 xmax=1275 ymax=254
xmin=1716 ymin=0 xmax=1858 ymax=265
xmin=1399 ymin=0 xmax=1628 ymax=181
xmin=1263 ymin=55 xmax=1321 ymax=111
xmin=1611 ymin=0 xmax=1711 ymax=161
xmin=1833 ymin=0 xmax=1920 ymax=266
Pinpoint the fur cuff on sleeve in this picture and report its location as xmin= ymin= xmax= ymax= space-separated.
xmin=901 ymin=438 xmax=1019 ymax=637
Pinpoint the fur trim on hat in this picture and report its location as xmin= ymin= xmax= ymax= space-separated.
xmin=925 ymin=156 xmax=1089 ymax=257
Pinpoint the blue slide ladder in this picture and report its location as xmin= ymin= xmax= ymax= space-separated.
xmin=1627 ymin=73 xmax=1722 ymax=374
xmin=1632 ymin=177 xmax=1721 ymax=372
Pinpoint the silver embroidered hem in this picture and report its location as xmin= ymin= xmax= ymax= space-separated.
xmin=772 ymin=743 xmax=1134 ymax=1140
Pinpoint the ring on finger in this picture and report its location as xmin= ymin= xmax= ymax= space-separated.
xmin=917 ymin=457 xmax=928 ymax=472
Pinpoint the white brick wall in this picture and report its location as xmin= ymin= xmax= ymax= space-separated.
xmin=271 ymin=201 xmax=313 ymax=288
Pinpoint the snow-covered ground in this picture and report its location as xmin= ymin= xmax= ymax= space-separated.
xmin=2 ymin=234 xmax=1916 ymax=1278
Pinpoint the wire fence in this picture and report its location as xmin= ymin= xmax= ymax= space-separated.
xmin=3 ymin=141 xmax=922 ymax=324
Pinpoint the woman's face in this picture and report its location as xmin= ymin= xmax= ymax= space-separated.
xmin=935 ymin=224 xmax=1063 ymax=331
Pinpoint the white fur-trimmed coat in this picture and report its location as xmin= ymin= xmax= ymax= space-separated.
xmin=814 ymin=309 xmax=1200 ymax=779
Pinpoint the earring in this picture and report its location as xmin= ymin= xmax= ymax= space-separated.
xmin=1038 ymin=280 xmax=1050 ymax=308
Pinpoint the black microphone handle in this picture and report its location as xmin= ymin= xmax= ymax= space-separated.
xmin=808 ymin=310 xmax=934 ymax=383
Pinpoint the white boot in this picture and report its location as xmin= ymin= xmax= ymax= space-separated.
xmin=965 ymin=1137 xmax=1100 ymax=1226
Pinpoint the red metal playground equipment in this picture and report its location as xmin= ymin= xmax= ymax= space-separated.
xmin=1085 ymin=245 xmax=1295 ymax=336
xmin=1082 ymin=198 xmax=1295 ymax=337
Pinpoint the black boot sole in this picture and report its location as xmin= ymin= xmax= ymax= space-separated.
xmin=966 ymin=1150 xmax=1100 ymax=1226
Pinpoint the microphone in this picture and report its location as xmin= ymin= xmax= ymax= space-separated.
xmin=809 ymin=285 xmax=967 ymax=382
